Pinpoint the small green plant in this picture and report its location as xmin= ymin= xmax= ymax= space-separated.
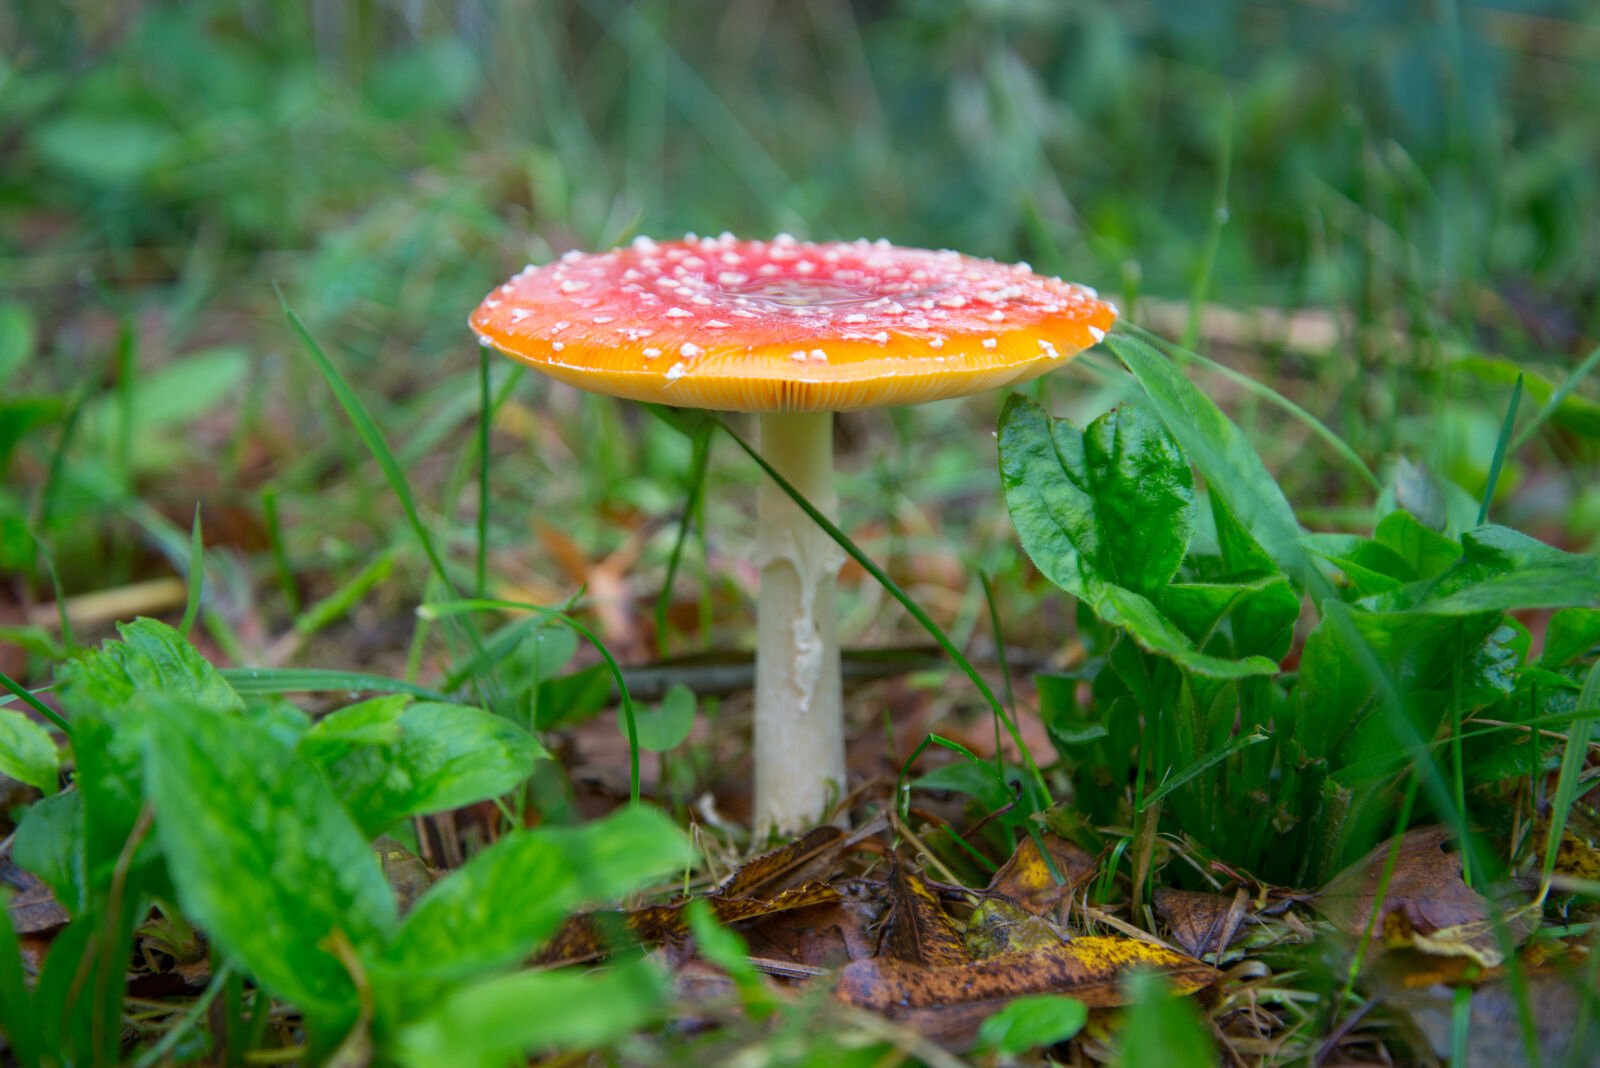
xmin=3 ymin=620 xmax=693 ymax=1064
xmin=999 ymin=333 xmax=1600 ymax=885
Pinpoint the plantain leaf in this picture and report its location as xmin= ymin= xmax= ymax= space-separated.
xmin=1000 ymin=395 xmax=1276 ymax=679
xmin=381 ymin=806 xmax=694 ymax=986
xmin=1106 ymin=334 xmax=1307 ymax=581
xmin=145 ymin=701 xmax=397 ymax=1036
xmin=0 ymin=706 xmax=58 ymax=794
xmin=298 ymin=697 xmax=547 ymax=839
xmin=394 ymin=960 xmax=667 ymax=1068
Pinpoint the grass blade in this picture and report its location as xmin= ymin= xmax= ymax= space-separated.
xmin=656 ymin=424 xmax=712 ymax=657
xmin=281 ymin=299 xmax=455 ymax=593
xmin=293 ymin=549 xmax=397 ymax=638
xmin=418 ymin=597 xmax=641 ymax=805
xmin=1183 ymin=99 xmax=1233 ymax=352
xmin=219 ymin=668 xmax=450 ymax=703
xmin=261 ymin=486 xmax=300 ymax=613
xmin=1128 ymin=324 xmax=1381 ymax=492
xmin=476 ymin=347 xmax=492 ymax=599
xmin=1511 ymin=341 xmax=1600 ymax=452
xmin=1543 ymin=660 xmax=1600 ymax=885
xmin=179 ymin=504 xmax=204 ymax=637
xmin=1477 ymin=373 xmax=1523 ymax=526
xmin=1138 ymin=731 xmax=1270 ymax=812
xmin=1132 ymin=326 xmax=1382 ymax=492
xmin=0 ymin=671 xmax=70 ymax=735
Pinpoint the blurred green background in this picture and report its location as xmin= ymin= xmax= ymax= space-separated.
xmin=2 ymin=0 xmax=1597 ymax=654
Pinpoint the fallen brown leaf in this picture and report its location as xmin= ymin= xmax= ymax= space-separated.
xmin=833 ymin=937 xmax=1217 ymax=1046
xmin=882 ymin=854 xmax=973 ymax=967
xmin=2 ymin=859 xmax=68 ymax=935
xmin=1314 ymin=826 xmax=1534 ymax=968
xmin=1153 ymin=887 xmax=1251 ymax=959
xmin=985 ymin=831 xmax=1097 ymax=915
xmin=536 ymin=826 xmax=859 ymax=966
xmin=737 ymin=897 xmax=882 ymax=970
xmin=718 ymin=826 xmax=849 ymax=900
xmin=536 ymin=880 xmax=842 ymax=966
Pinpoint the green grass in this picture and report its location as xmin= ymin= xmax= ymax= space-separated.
xmin=3 ymin=2 xmax=1600 ymax=1065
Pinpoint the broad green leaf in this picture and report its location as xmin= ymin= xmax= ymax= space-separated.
xmin=619 ymin=683 xmax=695 ymax=752
xmin=1099 ymin=585 xmax=1278 ymax=678
xmin=978 ymin=994 xmax=1089 ymax=1056
xmin=299 ymin=698 xmax=547 ymax=838
xmin=998 ymin=395 xmax=1193 ymax=603
xmin=56 ymin=619 xmax=243 ymax=868
xmin=80 ymin=348 xmax=249 ymax=473
xmin=0 ymin=398 xmax=60 ymax=473
xmin=1107 ymin=334 xmax=1307 ymax=581
xmin=1162 ymin=574 xmax=1294 ymax=647
xmin=0 ymin=705 xmax=58 ymax=793
xmin=366 ymin=37 xmax=481 ymax=119
xmin=1000 ymin=396 xmax=1274 ymax=679
xmin=146 ymin=702 xmax=398 ymax=1030
xmin=1302 ymin=548 xmax=1403 ymax=599
xmin=394 ymin=960 xmax=667 ymax=1068
xmin=303 ymin=695 xmax=408 ymax=748
xmin=684 ymin=899 xmax=772 ymax=1015
xmin=1374 ymin=509 xmax=1461 ymax=581
xmin=383 ymin=806 xmax=694 ymax=983
xmin=244 ymin=697 xmax=314 ymax=748
xmin=1208 ymin=494 xmax=1301 ymax=660
xmin=915 ymin=759 xmax=1019 ymax=812
xmin=1210 ymin=487 xmax=1277 ymax=574
xmin=382 ymin=832 xmax=569 ymax=983
xmin=1038 ymin=671 xmax=1109 ymax=747
xmin=1111 ymin=972 xmax=1215 ymax=1068
xmin=1542 ymin=608 xmax=1600 ymax=667
xmin=1295 ymin=604 xmax=1507 ymax=766
xmin=12 ymin=789 xmax=85 ymax=915
xmin=57 ymin=618 xmax=242 ymax=716
xmin=1406 ymin=526 xmax=1600 ymax=615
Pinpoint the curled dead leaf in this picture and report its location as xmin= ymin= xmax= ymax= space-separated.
xmin=1314 ymin=826 xmax=1534 ymax=968
xmin=883 ymin=854 xmax=973 ymax=967
xmin=1153 ymin=887 xmax=1252 ymax=960
xmin=985 ymin=832 xmax=1097 ymax=915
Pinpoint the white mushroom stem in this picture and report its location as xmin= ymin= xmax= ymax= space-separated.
xmin=754 ymin=410 xmax=847 ymax=832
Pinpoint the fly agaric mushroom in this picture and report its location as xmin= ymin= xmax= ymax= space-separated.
xmin=471 ymin=233 xmax=1116 ymax=832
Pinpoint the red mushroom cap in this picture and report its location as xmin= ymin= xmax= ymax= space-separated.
xmin=471 ymin=234 xmax=1117 ymax=412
